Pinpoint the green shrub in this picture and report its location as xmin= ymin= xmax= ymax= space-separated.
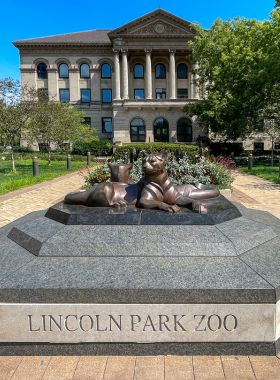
xmin=1 ymin=153 xmax=88 ymax=162
xmin=112 ymin=143 xmax=199 ymax=162
xmin=84 ymin=153 xmax=233 ymax=188
xmin=73 ymin=139 xmax=113 ymax=156
xmin=15 ymin=146 xmax=34 ymax=153
xmin=83 ymin=165 xmax=111 ymax=186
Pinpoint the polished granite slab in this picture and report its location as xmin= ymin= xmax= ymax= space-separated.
xmin=1 ymin=202 xmax=279 ymax=304
xmin=45 ymin=194 xmax=242 ymax=226
xmin=7 ymin=216 xmax=276 ymax=258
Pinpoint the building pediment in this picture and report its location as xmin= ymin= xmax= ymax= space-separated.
xmin=108 ymin=9 xmax=196 ymax=39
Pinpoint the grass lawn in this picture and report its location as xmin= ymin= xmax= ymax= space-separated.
xmin=238 ymin=159 xmax=280 ymax=185
xmin=0 ymin=159 xmax=97 ymax=195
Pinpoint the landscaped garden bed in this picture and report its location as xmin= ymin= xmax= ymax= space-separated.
xmin=82 ymin=144 xmax=235 ymax=191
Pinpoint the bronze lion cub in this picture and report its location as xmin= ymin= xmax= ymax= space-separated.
xmin=64 ymin=152 xmax=219 ymax=213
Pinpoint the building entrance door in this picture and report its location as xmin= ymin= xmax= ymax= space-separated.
xmin=154 ymin=118 xmax=169 ymax=142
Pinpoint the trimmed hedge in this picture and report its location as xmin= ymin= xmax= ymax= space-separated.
xmin=113 ymin=143 xmax=199 ymax=161
xmin=1 ymin=153 xmax=88 ymax=162
xmin=73 ymin=140 xmax=113 ymax=156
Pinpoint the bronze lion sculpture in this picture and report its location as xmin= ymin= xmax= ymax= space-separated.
xmin=64 ymin=152 xmax=219 ymax=213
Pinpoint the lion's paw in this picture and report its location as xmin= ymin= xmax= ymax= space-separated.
xmin=113 ymin=200 xmax=127 ymax=208
xmin=167 ymin=205 xmax=181 ymax=213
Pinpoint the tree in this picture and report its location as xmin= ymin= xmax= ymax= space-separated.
xmin=26 ymin=95 xmax=94 ymax=164
xmin=185 ymin=9 xmax=280 ymax=141
xmin=0 ymin=78 xmax=36 ymax=171
xmin=256 ymin=86 xmax=280 ymax=166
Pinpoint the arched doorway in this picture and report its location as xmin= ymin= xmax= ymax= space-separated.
xmin=130 ymin=118 xmax=146 ymax=142
xmin=154 ymin=118 xmax=169 ymax=142
xmin=177 ymin=118 xmax=192 ymax=142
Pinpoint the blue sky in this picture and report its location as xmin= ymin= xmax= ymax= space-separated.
xmin=0 ymin=0 xmax=275 ymax=81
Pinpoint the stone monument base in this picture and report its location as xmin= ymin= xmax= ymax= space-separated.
xmin=1 ymin=196 xmax=280 ymax=355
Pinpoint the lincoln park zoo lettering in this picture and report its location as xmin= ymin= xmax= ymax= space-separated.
xmin=28 ymin=313 xmax=238 ymax=333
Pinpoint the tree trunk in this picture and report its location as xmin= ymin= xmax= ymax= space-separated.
xmin=11 ymin=149 xmax=15 ymax=172
xmin=271 ymin=139 xmax=274 ymax=167
xmin=48 ymin=148 xmax=51 ymax=165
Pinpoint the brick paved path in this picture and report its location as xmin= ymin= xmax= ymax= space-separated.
xmin=1 ymin=171 xmax=280 ymax=379
xmin=1 ymin=355 xmax=280 ymax=380
xmin=232 ymin=171 xmax=280 ymax=219
xmin=0 ymin=172 xmax=85 ymax=228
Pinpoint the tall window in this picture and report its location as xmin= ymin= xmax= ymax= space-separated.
xmin=102 ymin=89 xmax=112 ymax=103
xmin=80 ymin=63 xmax=90 ymax=78
xmin=155 ymin=64 xmax=166 ymax=78
xmin=59 ymin=89 xmax=69 ymax=102
xmin=37 ymin=63 xmax=48 ymax=79
xmin=154 ymin=118 xmax=169 ymax=142
xmin=81 ymin=89 xmax=91 ymax=103
xmin=177 ymin=89 xmax=188 ymax=99
xmin=101 ymin=64 xmax=111 ymax=78
xmin=177 ymin=63 xmax=188 ymax=78
xmin=59 ymin=64 xmax=69 ymax=78
xmin=254 ymin=142 xmax=264 ymax=150
xmin=177 ymin=118 xmax=192 ymax=142
xmin=38 ymin=88 xmax=49 ymax=101
xmin=38 ymin=143 xmax=49 ymax=151
xmin=130 ymin=118 xmax=145 ymax=142
xmin=134 ymin=64 xmax=144 ymax=78
xmin=134 ymin=89 xmax=144 ymax=99
xmin=83 ymin=117 xmax=91 ymax=126
xmin=156 ymin=88 xmax=166 ymax=99
xmin=102 ymin=118 xmax=112 ymax=133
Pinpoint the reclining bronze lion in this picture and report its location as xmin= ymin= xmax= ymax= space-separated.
xmin=64 ymin=151 xmax=220 ymax=213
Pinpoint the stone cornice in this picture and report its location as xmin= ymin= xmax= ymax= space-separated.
xmin=111 ymin=34 xmax=194 ymax=40
xmin=68 ymin=68 xmax=79 ymax=73
xmin=20 ymin=49 xmax=114 ymax=56
xmin=113 ymin=98 xmax=200 ymax=109
xmin=20 ymin=68 xmax=36 ymax=73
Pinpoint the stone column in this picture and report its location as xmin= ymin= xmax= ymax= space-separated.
xmin=169 ymin=49 xmax=176 ymax=99
xmin=69 ymin=68 xmax=79 ymax=102
xmin=47 ymin=68 xmax=58 ymax=101
xmin=90 ymin=68 xmax=100 ymax=101
xmin=113 ymin=49 xmax=121 ymax=100
xmin=145 ymin=49 xmax=152 ymax=99
xmin=121 ymin=49 xmax=129 ymax=99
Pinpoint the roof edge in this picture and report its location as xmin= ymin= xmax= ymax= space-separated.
xmin=13 ymin=42 xmax=112 ymax=49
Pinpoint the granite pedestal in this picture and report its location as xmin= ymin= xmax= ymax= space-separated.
xmin=1 ymin=195 xmax=280 ymax=355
